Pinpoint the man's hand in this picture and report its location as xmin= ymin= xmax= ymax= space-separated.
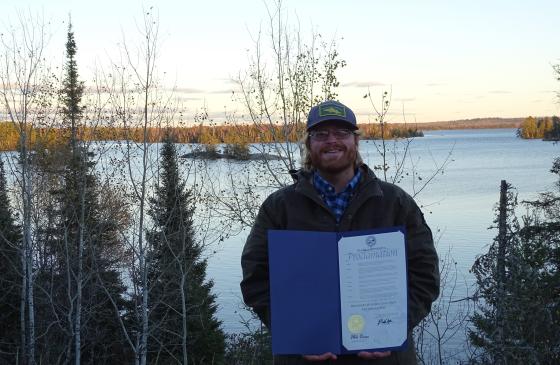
xmin=357 ymin=351 xmax=391 ymax=360
xmin=302 ymin=351 xmax=390 ymax=361
xmin=302 ymin=352 xmax=338 ymax=361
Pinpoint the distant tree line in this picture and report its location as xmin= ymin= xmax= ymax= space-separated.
xmin=517 ymin=116 xmax=560 ymax=140
xmin=0 ymin=120 xmax=425 ymax=152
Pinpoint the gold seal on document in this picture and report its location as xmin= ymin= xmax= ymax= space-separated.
xmin=347 ymin=314 xmax=365 ymax=334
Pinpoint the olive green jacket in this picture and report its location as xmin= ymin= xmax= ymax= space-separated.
xmin=240 ymin=165 xmax=440 ymax=364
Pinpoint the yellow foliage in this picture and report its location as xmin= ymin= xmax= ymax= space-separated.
xmin=518 ymin=116 xmax=557 ymax=139
xmin=0 ymin=119 xmax=426 ymax=152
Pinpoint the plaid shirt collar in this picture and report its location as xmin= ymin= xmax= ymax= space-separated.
xmin=313 ymin=169 xmax=361 ymax=222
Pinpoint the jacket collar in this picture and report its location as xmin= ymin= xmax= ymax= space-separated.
xmin=293 ymin=163 xmax=384 ymax=201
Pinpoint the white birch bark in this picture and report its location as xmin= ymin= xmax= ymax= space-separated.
xmin=100 ymin=9 xmax=161 ymax=364
xmin=0 ymin=13 xmax=51 ymax=365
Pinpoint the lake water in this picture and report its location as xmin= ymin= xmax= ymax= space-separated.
xmin=2 ymin=128 xmax=557 ymax=359
xmin=205 ymin=128 xmax=559 ymax=344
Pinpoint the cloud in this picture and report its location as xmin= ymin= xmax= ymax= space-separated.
xmin=174 ymin=96 xmax=203 ymax=102
xmin=175 ymin=87 xmax=206 ymax=94
xmin=341 ymin=81 xmax=385 ymax=88
xmin=457 ymin=98 xmax=479 ymax=104
xmin=214 ymin=78 xmax=239 ymax=85
xmin=386 ymin=110 xmax=416 ymax=117
xmin=206 ymin=111 xmax=230 ymax=120
xmin=354 ymin=110 xmax=417 ymax=120
xmin=208 ymin=89 xmax=234 ymax=94
xmin=164 ymin=87 xmax=233 ymax=95
xmin=488 ymin=90 xmax=512 ymax=94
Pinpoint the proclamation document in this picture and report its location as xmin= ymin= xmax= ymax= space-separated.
xmin=338 ymin=230 xmax=408 ymax=351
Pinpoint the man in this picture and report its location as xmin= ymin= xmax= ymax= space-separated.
xmin=240 ymin=100 xmax=440 ymax=364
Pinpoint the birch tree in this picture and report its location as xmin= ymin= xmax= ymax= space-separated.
xmin=204 ymin=0 xmax=346 ymax=235
xmin=98 ymin=8 xmax=172 ymax=365
xmin=0 ymin=13 xmax=54 ymax=364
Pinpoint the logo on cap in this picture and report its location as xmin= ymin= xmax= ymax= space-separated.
xmin=319 ymin=104 xmax=346 ymax=118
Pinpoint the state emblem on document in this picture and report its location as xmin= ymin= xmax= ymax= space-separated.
xmin=366 ymin=235 xmax=377 ymax=249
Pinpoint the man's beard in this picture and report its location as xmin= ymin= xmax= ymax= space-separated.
xmin=310 ymin=142 xmax=357 ymax=174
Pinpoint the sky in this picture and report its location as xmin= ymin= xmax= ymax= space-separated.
xmin=2 ymin=0 xmax=560 ymax=124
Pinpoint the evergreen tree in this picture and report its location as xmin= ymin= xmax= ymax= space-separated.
xmin=36 ymin=149 xmax=133 ymax=364
xmin=0 ymin=158 xmax=23 ymax=363
xmin=61 ymin=18 xmax=84 ymax=144
xmin=544 ymin=116 xmax=560 ymax=141
xmin=469 ymin=166 xmax=560 ymax=364
xmin=516 ymin=158 xmax=560 ymax=361
xmin=33 ymin=21 xmax=133 ymax=364
xmin=147 ymin=132 xmax=225 ymax=364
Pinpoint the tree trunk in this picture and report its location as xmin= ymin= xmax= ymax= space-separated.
xmin=138 ymin=83 xmax=150 ymax=365
xmin=20 ymin=128 xmax=36 ymax=365
xmin=180 ymin=273 xmax=188 ymax=365
xmin=0 ymin=12 xmax=48 ymax=365
xmin=74 ymin=165 xmax=86 ymax=365
xmin=495 ymin=179 xmax=508 ymax=365
xmin=20 ymin=240 xmax=27 ymax=365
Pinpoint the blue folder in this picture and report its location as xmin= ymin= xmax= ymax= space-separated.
xmin=268 ymin=228 xmax=408 ymax=355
